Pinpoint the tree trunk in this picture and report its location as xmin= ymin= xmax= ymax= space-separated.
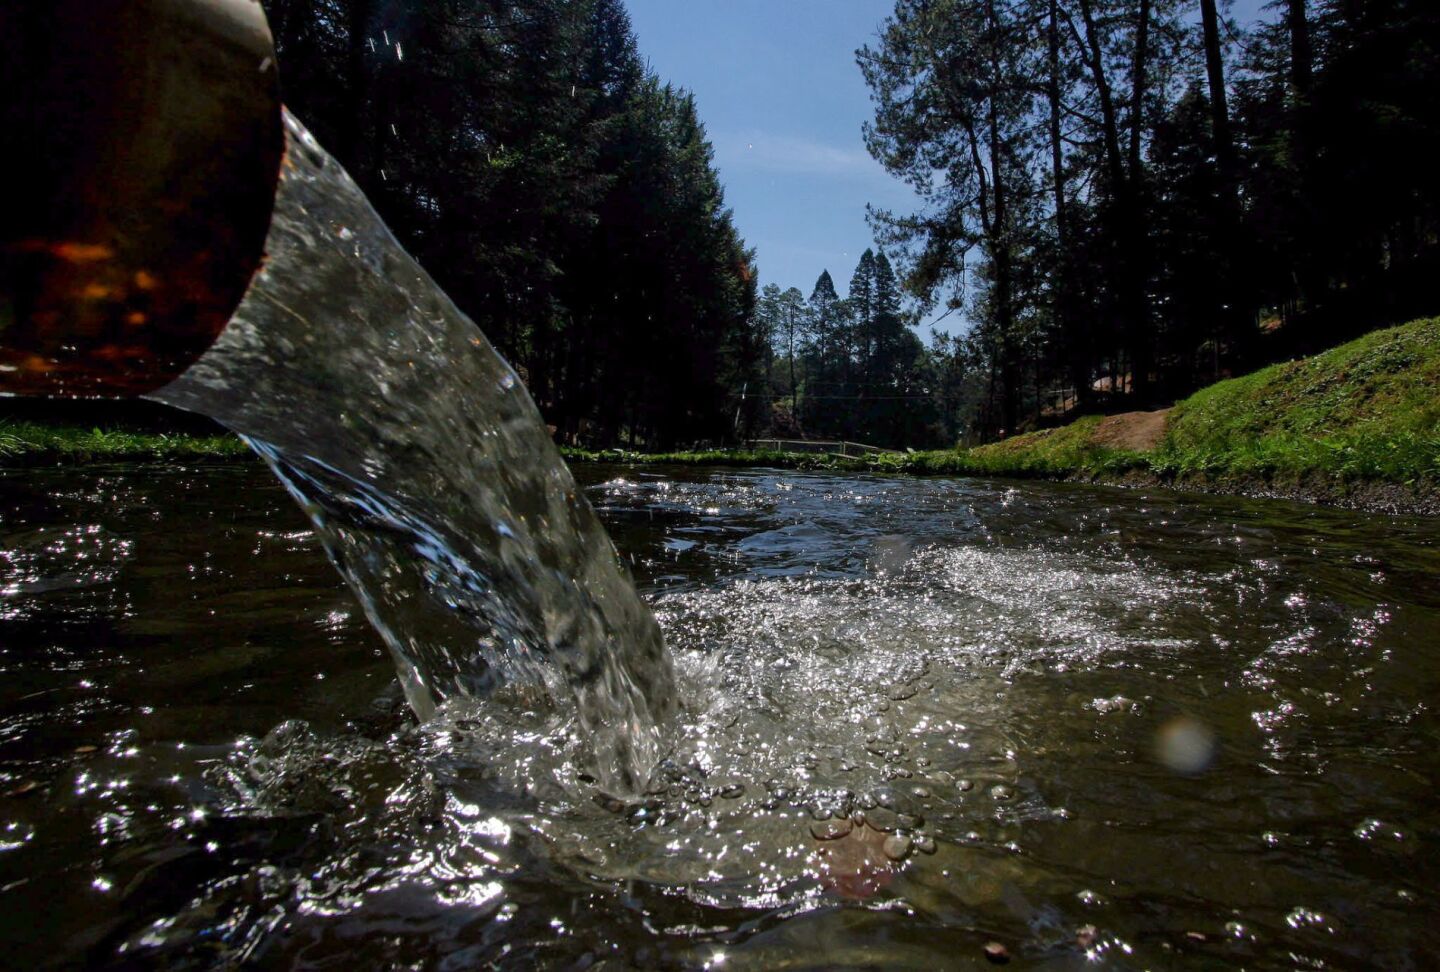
xmin=1077 ymin=0 xmax=1126 ymax=192
xmin=1077 ymin=0 xmax=1149 ymax=402
xmin=1199 ymin=0 xmax=1236 ymax=188
xmin=1200 ymin=0 xmax=1250 ymax=363
xmin=788 ymin=322 xmax=798 ymax=418
xmin=1286 ymin=0 xmax=1313 ymax=98
xmin=984 ymin=0 xmax=1019 ymax=435
xmin=1128 ymin=0 xmax=1150 ymax=178
xmin=1048 ymin=0 xmax=1091 ymax=408
xmin=1125 ymin=0 xmax=1153 ymax=404
xmin=342 ymin=0 xmax=375 ymax=170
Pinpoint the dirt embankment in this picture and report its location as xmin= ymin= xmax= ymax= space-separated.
xmin=1088 ymin=408 xmax=1171 ymax=452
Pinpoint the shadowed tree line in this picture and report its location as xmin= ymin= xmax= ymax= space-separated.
xmin=859 ymin=0 xmax=1440 ymax=439
xmin=261 ymin=0 xmax=765 ymax=448
xmin=754 ymin=251 xmax=975 ymax=448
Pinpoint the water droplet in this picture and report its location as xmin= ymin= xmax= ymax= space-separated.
xmin=862 ymin=807 xmax=899 ymax=832
xmin=810 ymin=817 xmax=852 ymax=841
xmin=882 ymin=834 xmax=913 ymax=861
xmin=1285 ymin=906 xmax=1327 ymax=930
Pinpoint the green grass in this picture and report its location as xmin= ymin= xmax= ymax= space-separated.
xmin=564 ymin=314 xmax=1438 ymax=491
xmin=4 ymin=316 xmax=1436 ymax=496
xmin=556 ymin=434 xmax=1149 ymax=479
xmin=1153 ymin=316 xmax=1440 ymax=483
xmin=875 ymin=315 xmax=1440 ymax=489
xmin=957 ymin=416 xmax=1150 ymax=478
xmin=0 ymin=420 xmax=249 ymax=464
xmin=562 ymin=317 xmax=1440 ymax=488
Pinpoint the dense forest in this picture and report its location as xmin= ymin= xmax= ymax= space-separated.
xmin=257 ymin=0 xmax=1438 ymax=451
xmin=856 ymin=0 xmax=1440 ymax=439
xmin=261 ymin=0 xmax=765 ymax=449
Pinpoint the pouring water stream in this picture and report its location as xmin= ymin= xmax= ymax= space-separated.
xmin=148 ymin=112 xmax=675 ymax=793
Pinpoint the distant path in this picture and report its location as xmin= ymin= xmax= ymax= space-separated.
xmin=1091 ymin=408 xmax=1171 ymax=452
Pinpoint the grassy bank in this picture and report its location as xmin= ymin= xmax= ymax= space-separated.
xmin=557 ymin=429 xmax=1148 ymax=478
xmin=1154 ymin=316 xmax=1440 ymax=482
xmin=565 ymin=317 xmax=1440 ymax=509
xmin=949 ymin=316 xmax=1440 ymax=486
xmin=4 ymin=317 xmax=1436 ymax=509
xmin=0 ymin=421 xmax=250 ymax=464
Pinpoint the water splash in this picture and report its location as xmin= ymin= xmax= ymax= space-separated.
xmin=147 ymin=111 xmax=675 ymax=791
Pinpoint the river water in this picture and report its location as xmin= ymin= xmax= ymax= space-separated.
xmin=0 ymin=464 xmax=1436 ymax=968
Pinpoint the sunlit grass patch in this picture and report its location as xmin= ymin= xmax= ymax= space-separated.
xmin=1156 ymin=316 xmax=1440 ymax=483
xmin=0 ymin=420 xmax=249 ymax=463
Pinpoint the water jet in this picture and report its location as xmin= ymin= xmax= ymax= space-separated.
xmin=0 ymin=0 xmax=675 ymax=792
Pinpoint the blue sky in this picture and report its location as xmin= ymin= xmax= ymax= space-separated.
xmin=623 ymin=1 xmax=919 ymax=306
xmin=624 ymin=0 xmax=1270 ymax=333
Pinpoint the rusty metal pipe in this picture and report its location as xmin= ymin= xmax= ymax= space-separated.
xmin=0 ymin=0 xmax=283 ymax=397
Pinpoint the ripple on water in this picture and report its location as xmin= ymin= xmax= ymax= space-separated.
xmin=3 ymin=466 xmax=1439 ymax=969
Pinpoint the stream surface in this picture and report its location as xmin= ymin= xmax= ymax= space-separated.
xmin=0 ymin=464 xmax=1437 ymax=969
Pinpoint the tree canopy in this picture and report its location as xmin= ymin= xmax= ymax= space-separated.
xmin=857 ymin=0 xmax=1440 ymax=439
xmin=263 ymin=0 xmax=763 ymax=449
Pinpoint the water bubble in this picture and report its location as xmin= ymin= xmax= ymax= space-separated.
xmin=1354 ymin=818 xmax=1409 ymax=843
xmin=862 ymin=807 xmax=899 ymax=833
xmin=881 ymin=834 xmax=913 ymax=861
xmin=896 ymin=812 xmax=924 ymax=831
xmin=1284 ymin=906 xmax=1328 ymax=931
xmin=810 ymin=817 xmax=853 ymax=841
